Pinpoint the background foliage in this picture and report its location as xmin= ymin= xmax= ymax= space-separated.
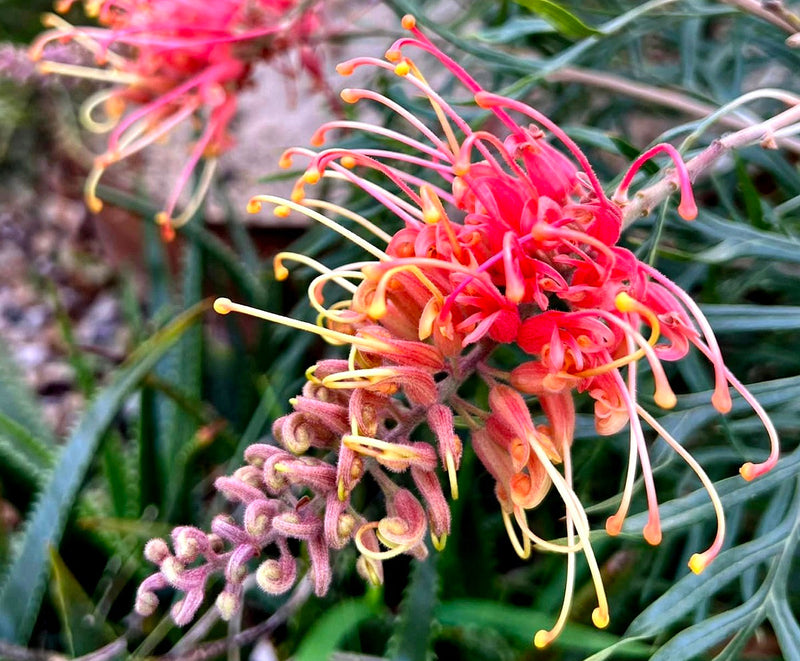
xmin=0 ymin=0 xmax=798 ymax=659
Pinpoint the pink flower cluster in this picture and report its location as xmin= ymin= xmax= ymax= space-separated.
xmin=137 ymin=16 xmax=779 ymax=647
xmin=30 ymin=0 xmax=324 ymax=240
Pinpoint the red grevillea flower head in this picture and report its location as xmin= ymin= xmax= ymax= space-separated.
xmin=30 ymin=0 xmax=325 ymax=240
xmin=138 ymin=16 xmax=780 ymax=646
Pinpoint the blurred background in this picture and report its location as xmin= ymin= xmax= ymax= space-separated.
xmin=0 ymin=1 xmax=798 ymax=659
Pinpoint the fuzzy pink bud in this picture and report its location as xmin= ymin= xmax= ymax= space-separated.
xmin=256 ymin=543 xmax=297 ymax=594
xmin=216 ymin=590 xmax=240 ymax=621
xmin=143 ymin=538 xmax=170 ymax=564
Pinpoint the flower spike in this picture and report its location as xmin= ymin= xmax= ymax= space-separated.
xmin=137 ymin=18 xmax=779 ymax=648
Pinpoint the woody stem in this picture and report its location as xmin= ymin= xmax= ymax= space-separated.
xmin=621 ymin=102 xmax=800 ymax=227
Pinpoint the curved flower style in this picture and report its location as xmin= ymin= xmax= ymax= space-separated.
xmin=29 ymin=0 xmax=324 ymax=240
xmin=137 ymin=16 xmax=780 ymax=646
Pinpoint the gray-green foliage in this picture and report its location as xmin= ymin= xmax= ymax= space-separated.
xmin=0 ymin=0 xmax=799 ymax=659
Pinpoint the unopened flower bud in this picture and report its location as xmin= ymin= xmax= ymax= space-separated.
xmin=207 ymin=533 xmax=225 ymax=554
xmin=173 ymin=528 xmax=204 ymax=562
xmin=161 ymin=557 xmax=185 ymax=585
xmin=135 ymin=591 xmax=158 ymax=617
xmin=256 ymin=553 xmax=297 ymax=594
xmin=143 ymin=538 xmax=170 ymax=564
xmin=337 ymin=513 xmax=356 ymax=541
xmin=256 ymin=559 xmax=281 ymax=588
xmin=216 ymin=591 xmax=240 ymax=621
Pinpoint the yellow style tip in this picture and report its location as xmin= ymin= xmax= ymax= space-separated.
xmin=367 ymin=300 xmax=387 ymax=319
xmin=473 ymin=91 xmax=495 ymax=109
xmin=605 ymin=515 xmax=623 ymax=536
xmin=688 ymin=552 xmax=707 ymax=575
xmin=213 ymin=298 xmax=233 ymax=315
xmin=452 ymin=161 xmax=470 ymax=177
xmin=340 ymin=88 xmax=359 ymax=104
xmin=678 ymin=199 xmax=698 ymax=221
xmin=614 ymin=291 xmax=637 ymax=313
xmin=246 ymin=199 xmax=262 ymax=214
xmin=422 ymin=208 xmax=441 ymax=224
xmin=739 ymin=462 xmax=757 ymax=481
xmin=401 ymin=14 xmax=416 ymax=30
xmin=274 ymin=205 xmax=291 ymax=218
xmin=303 ymin=169 xmax=321 ymax=185
xmin=87 ymin=199 xmax=103 ymax=214
xmin=655 ymin=388 xmax=678 ymax=410
xmin=592 ymin=607 xmax=610 ymax=629
xmin=278 ymin=152 xmax=293 ymax=169
xmin=394 ymin=61 xmax=411 ymax=77
xmin=712 ymin=389 xmax=732 ymax=414
xmin=335 ymin=62 xmax=355 ymax=77
xmin=291 ymin=186 xmax=306 ymax=203
xmin=643 ymin=521 xmax=662 ymax=546
xmin=431 ymin=532 xmax=447 ymax=551
xmin=533 ymin=630 xmax=552 ymax=649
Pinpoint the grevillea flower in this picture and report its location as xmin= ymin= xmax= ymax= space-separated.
xmin=29 ymin=0 xmax=324 ymax=240
xmin=137 ymin=17 xmax=780 ymax=646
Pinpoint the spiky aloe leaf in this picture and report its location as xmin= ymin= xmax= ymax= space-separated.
xmin=0 ymin=343 xmax=56 ymax=482
xmin=0 ymin=302 xmax=207 ymax=644
xmin=385 ymin=550 xmax=439 ymax=661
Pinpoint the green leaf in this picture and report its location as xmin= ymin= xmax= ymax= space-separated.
xmin=386 ymin=551 xmax=439 ymax=661
xmin=0 ymin=422 xmax=50 ymax=489
xmin=474 ymin=17 xmax=555 ymax=43
xmin=512 ymin=0 xmax=600 ymax=38
xmin=627 ymin=514 xmax=792 ymax=636
xmin=161 ymin=229 xmax=205 ymax=520
xmin=0 ymin=344 xmax=56 ymax=476
xmin=0 ymin=302 xmax=207 ymax=644
xmin=0 ymin=411 xmax=53 ymax=471
xmin=693 ymin=211 xmax=800 ymax=263
xmin=733 ymin=153 xmax=766 ymax=230
xmin=436 ymin=601 xmax=651 ymax=656
xmin=768 ymin=597 xmax=800 ymax=661
xmin=620 ymin=476 xmax=800 ymax=659
xmin=76 ymin=515 xmax=172 ymax=539
xmin=650 ymin=595 xmax=764 ymax=661
xmin=624 ymin=447 xmax=800 ymax=536
xmin=701 ymin=304 xmax=800 ymax=332
xmin=48 ymin=548 xmax=115 ymax=656
xmin=293 ymin=598 xmax=377 ymax=661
